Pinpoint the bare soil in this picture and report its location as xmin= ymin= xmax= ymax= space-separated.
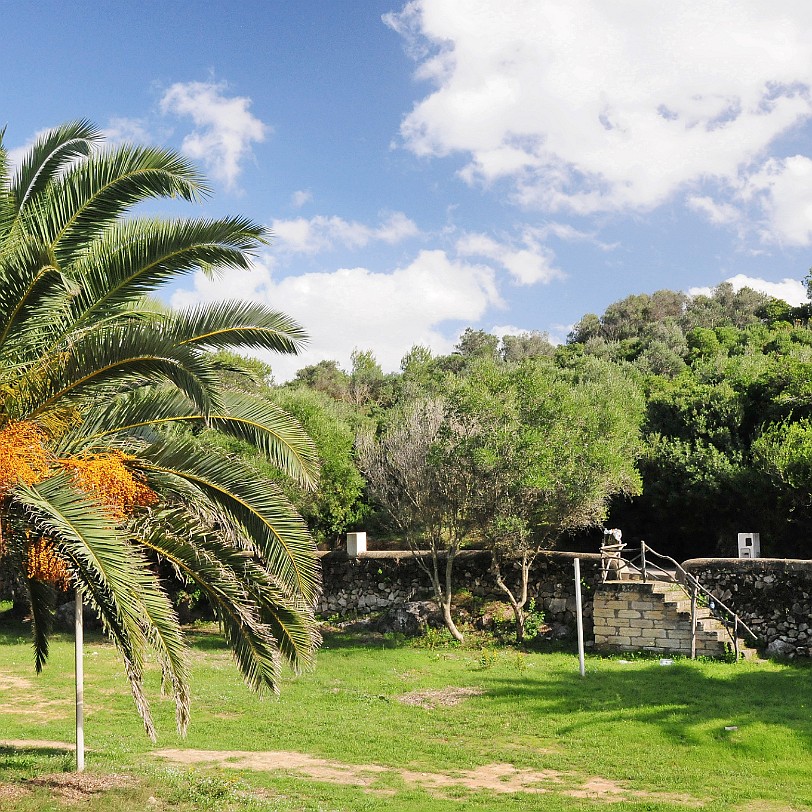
xmin=152 ymin=748 xmax=705 ymax=805
xmin=397 ymin=686 xmax=484 ymax=708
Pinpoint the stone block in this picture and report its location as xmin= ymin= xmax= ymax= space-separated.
xmin=617 ymin=610 xmax=642 ymax=619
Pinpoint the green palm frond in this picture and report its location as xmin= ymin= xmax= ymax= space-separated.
xmin=26 ymin=576 xmax=57 ymax=673
xmin=15 ymin=472 xmax=191 ymax=738
xmin=166 ymin=301 xmax=308 ymax=354
xmin=22 ymin=144 xmax=207 ymax=266
xmin=136 ymin=510 xmax=289 ymax=691
xmin=11 ymin=120 xmax=99 ymax=215
xmin=70 ymin=387 xmax=319 ymax=487
xmin=18 ymin=324 xmax=221 ymax=422
xmin=135 ymin=440 xmax=320 ymax=603
xmin=67 ymin=217 xmax=267 ymax=327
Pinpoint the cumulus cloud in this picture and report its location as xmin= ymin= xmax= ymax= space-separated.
xmin=160 ymin=80 xmax=269 ymax=190
xmin=745 ymin=156 xmax=812 ymax=246
xmin=687 ymin=195 xmax=741 ymax=226
xmin=387 ymin=1 xmax=812 ymax=237
xmin=171 ymin=250 xmax=501 ymax=380
xmin=455 ymin=228 xmax=562 ymax=285
xmin=688 ymin=274 xmax=807 ymax=305
xmin=271 ymin=211 xmax=419 ymax=254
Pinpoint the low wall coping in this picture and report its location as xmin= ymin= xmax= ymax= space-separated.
xmin=318 ymin=548 xmax=603 ymax=563
xmin=683 ymin=557 xmax=812 ymax=574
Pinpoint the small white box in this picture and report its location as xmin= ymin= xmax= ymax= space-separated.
xmin=737 ymin=533 xmax=760 ymax=559
xmin=346 ymin=532 xmax=367 ymax=557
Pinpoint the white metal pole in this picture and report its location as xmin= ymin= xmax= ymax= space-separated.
xmin=574 ymin=558 xmax=585 ymax=678
xmin=75 ymin=590 xmax=84 ymax=772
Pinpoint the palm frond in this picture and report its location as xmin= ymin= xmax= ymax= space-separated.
xmin=23 ymin=144 xmax=207 ymax=266
xmin=18 ymin=324 xmax=220 ymax=422
xmin=166 ymin=301 xmax=308 ymax=354
xmin=26 ymin=576 xmax=56 ymax=673
xmin=11 ymin=120 xmax=100 ymax=215
xmin=70 ymin=387 xmax=319 ymax=487
xmin=67 ymin=217 xmax=266 ymax=327
xmin=135 ymin=440 xmax=320 ymax=603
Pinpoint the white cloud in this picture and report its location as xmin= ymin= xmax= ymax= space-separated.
xmin=103 ymin=117 xmax=152 ymax=145
xmin=290 ymin=189 xmax=312 ymax=208
xmin=271 ymin=211 xmax=419 ymax=254
xmin=171 ymin=250 xmax=501 ymax=380
xmin=687 ymin=195 xmax=741 ymax=226
xmin=455 ymin=228 xmax=563 ymax=285
xmin=388 ymin=1 xmax=812 ymax=222
xmin=688 ymin=274 xmax=807 ymax=305
xmin=159 ymin=80 xmax=269 ymax=190
xmin=744 ymin=155 xmax=812 ymax=246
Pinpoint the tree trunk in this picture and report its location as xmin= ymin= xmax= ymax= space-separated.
xmin=492 ymin=550 xmax=534 ymax=644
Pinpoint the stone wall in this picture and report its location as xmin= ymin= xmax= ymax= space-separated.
xmin=318 ymin=549 xmax=603 ymax=632
xmin=683 ymin=558 xmax=812 ymax=658
xmin=593 ymin=581 xmax=729 ymax=657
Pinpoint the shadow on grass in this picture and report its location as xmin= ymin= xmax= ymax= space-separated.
xmin=0 ymin=612 xmax=108 ymax=647
xmin=0 ymin=746 xmax=74 ymax=780
xmin=484 ymin=657 xmax=812 ymax=750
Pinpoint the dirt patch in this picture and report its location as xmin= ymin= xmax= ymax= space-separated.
xmin=26 ymin=772 xmax=135 ymax=802
xmin=0 ymin=698 xmax=72 ymax=717
xmin=0 ymin=672 xmax=33 ymax=691
xmin=152 ymin=749 xmax=705 ymax=805
xmin=0 ymin=782 xmax=32 ymax=800
xmin=154 ymin=749 xmax=388 ymax=787
xmin=397 ymin=686 xmax=484 ymax=709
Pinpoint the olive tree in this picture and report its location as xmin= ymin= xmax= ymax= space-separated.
xmin=447 ymin=357 xmax=645 ymax=642
xmin=357 ymin=398 xmax=478 ymax=642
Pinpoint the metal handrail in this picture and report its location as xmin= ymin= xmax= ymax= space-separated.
xmin=638 ymin=542 xmax=758 ymax=643
xmin=600 ymin=539 xmax=759 ymax=658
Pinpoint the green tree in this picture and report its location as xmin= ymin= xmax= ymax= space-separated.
xmin=448 ymin=357 xmax=644 ymax=641
xmin=0 ymin=121 xmax=320 ymax=737
xmin=357 ymin=398 xmax=477 ymax=642
xmin=272 ymin=387 xmax=369 ymax=546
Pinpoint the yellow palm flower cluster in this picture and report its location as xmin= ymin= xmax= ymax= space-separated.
xmin=61 ymin=451 xmax=158 ymax=521
xmin=0 ymin=422 xmax=157 ymax=587
xmin=25 ymin=535 xmax=71 ymax=589
xmin=0 ymin=421 xmax=49 ymax=493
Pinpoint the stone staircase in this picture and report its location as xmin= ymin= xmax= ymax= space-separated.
xmin=593 ymin=580 xmax=752 ymax=658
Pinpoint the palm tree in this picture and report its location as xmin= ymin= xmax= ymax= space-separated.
xmin=0 ymin=121 xmax=321 ymax=740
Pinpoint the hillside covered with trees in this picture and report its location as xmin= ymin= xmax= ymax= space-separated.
xmin=205 ymin=280 xmax=812 ymax=562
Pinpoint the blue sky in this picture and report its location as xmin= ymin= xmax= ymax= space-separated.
xmin=4 ymin=1 xmax=812 ymax=379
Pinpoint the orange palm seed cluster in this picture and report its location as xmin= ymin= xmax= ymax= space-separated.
xmin=26 ymin=536 xmax=71 ymax=588
xmin=0 ymin=421 xmax=50 ymax=493
xmin=61 ymin=451 xmax=158 ymax=520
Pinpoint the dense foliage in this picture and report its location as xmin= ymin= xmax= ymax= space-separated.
xmin=260 ymin=282 xmax=812 ymax=563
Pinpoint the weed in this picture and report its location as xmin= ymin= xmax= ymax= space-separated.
xmin=478 ymin=647 xmax=499 ymax=669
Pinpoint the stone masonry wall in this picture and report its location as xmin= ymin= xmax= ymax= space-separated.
xmin=683 ymin=558 xmax=812 ymax=658
xmin=593 ymin=582 xmax=727 ymax=657
xmin=318 ymin=549 xmax=603 ymax=632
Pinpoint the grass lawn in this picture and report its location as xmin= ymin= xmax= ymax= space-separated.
xmin=0 ymin=615 xmax=810 ymax=811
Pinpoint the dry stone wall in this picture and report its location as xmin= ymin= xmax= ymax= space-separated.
xmin=317 ymin=549 xmax=603 ymax=632
xmin=683 ymin=558 xmax=812 ymax=658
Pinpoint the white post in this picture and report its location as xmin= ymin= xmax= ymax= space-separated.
xmin=574 ymin=558 xmax=585 ymax=678
xmin=75 ymin=590 xmax=84 ymax=772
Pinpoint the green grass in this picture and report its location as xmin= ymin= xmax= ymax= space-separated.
xmin=1 ymin=617 xmax=811 ymax=811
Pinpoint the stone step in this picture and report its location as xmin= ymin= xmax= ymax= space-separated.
xmin=593 ymin=580 xmax=758 ymax=660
